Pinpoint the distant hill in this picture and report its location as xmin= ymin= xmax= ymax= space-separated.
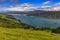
xmin=27 ymin=11 xmax=60 ymax=19
xmin=1 ymin=7 xmax=60 ymax=19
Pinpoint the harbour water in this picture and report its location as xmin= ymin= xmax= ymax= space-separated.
xmin=13 ymin=15 xmax=60 ymax=28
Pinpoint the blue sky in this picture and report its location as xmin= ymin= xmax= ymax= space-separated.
xmin=0 ymin=0 xmax=60 ymax=7
xmin=0 ymin=0 xmax=60 ymax=12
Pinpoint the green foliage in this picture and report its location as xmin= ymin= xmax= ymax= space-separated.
xmin=52 ymin=27 xmax=60 ymax=33
xmin=0 ymin=14 xmax=20 ymax=28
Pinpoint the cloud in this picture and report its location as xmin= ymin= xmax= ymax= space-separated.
xmin=42 ymin=1 xmax=50 ymax=5
xmin=1 ymin=2 xmax=60 ymax=12
xmin=40 ymin=6 xmax=51 ymax=8
xmin=20 ymin=3 xmax=34 ymax=7
xmin=55 ymin=2 xmax=60 ymax=5
xmin=39 ymin=6 xmax=60 ymax=11
xmin=5 ymin=3 xmax=38 ymax=12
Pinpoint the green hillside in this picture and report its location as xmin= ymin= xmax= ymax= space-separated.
xmin=0 ymin=14 xmax=32 ymax=28
xmin=0 ymin=14 xmax=60 ymax=40
xmin=0 ymin=14 xmax=20 ymax=28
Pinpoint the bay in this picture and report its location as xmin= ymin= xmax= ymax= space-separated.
xmin=13 ymin=14 xmax=60 ymax=28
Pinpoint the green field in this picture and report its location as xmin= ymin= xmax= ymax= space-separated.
xmin=0 ymin=27 xmax=60 ymax=40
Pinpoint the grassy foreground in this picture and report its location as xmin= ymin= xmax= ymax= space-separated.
xmin=0 ymin=27 xmax=60 ymax=40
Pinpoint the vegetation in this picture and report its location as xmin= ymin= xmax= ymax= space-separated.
xmin=0 ymin=14 xmax=33 ymax=28
xmin=0 ymin=27 xmax=60 ymax=40
xmin=0 ymin=14 xmax=60 ymax=40
xmin=52 ymin=27 xmax=60 ymax=34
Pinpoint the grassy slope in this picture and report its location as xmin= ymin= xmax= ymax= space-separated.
xmin=0 ymin=14 xmax=23 ymax=28
xmin=0 ymin=14 xmax=60 ymax=40
xmin=0 ymin=27 xmax=60 ymax=40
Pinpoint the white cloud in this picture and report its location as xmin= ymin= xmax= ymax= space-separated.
xmin=39 ymin=6 xmax=60 ymax=11
xmin=55 ymin=2 xmax=60 ymax=5
xmin=1 ymin=3 xmax=60 ymax=12
xmin=40 ymin=6 xmax=51 ymax=8
xmin=42 ymin=1 xmax=50 ymax=5
xmin=5 ymin=3 xmax=38 ymax=12
xmin=20 ymin=3 xmax=34 ymax=7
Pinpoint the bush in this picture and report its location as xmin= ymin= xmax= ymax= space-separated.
xmin=52 ymin=27 xmax=60 ymax=34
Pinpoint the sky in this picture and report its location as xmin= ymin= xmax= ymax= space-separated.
xmin=0 ymin=0 xmax=60 ymax=7
xmin=0 ymin=0 xmax=60 ymax=12
xmin=20 ymin=0 xmax=60 ymax=6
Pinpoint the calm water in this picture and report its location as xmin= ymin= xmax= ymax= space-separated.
xmin=13 ymin=15 xmax=60 ymax=28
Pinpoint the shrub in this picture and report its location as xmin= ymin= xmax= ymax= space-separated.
xmin=52 ymin=27 xmax=60 ymax=34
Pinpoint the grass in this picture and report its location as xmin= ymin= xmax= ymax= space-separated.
xmin=0 ymin=14 xmax=60 ymax=40
xmin=0 ymin=27 xmax=60 ymax=40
